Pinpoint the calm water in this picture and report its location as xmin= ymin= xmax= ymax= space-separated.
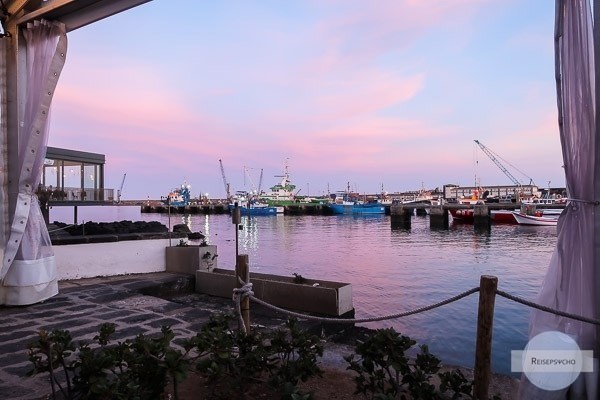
xmin=49 ymin=205 xmax=557 ymax=375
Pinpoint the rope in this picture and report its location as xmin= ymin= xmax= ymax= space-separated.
xmin=246 ymin=286 xmax=480 ymax=324
xmin=496 ymin=290 xmax=600 ymax=326
xmin=563 ymin=198 xmax=600 ymax=205
xmin=232 ymin=282 xmax=253 ymax=332
xmin=47 ymin=224 xmax=77 ymax=233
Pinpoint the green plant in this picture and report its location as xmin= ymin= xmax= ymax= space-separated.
xmin=189 ymin=314 xmax=323 ymax=399
xmin=344 ymin=328 xmax=496 ymax=399
xmin=28 ymin=323 xmax=190 ymax=400
xmin=176 ymin=239 xmax=189 ymax=247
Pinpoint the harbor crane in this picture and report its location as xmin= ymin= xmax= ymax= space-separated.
xmin=117 ymin=173 xmax=126 ymax=203
xmin=474 ymin=140 xmax=535 ymax=187
xmin=219 ymin=159 xmax=231 ymax=201
xmin=258 ymin=168 xmax=264 ymax=195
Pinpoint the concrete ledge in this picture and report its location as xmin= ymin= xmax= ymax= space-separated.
xmin=54 ymin=238 xmax=171 ymax=280
xmin=166 ymin=245 xmax=218 ymax=275
xmin=196 ymin=268 xmax=353 ymax=316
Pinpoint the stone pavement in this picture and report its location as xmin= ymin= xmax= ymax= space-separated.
xmin=0 ymin=272 xmax=338 ymax=400
xmin=0 ymin=272 xmax=518 ymax=400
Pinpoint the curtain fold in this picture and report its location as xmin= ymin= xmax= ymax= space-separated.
xmin=0 ymin=20 xmax=67 ymax=306
xmin=519 ymin=0 xmax=598 ymax=398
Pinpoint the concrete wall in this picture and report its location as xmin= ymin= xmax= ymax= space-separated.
xmin=53 ymin=239 xmax=170 ymax=280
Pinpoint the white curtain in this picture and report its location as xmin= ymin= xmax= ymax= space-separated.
xmin=0 ymin=20 xmax=67 ymax=305
xmin=519 ymin=0 xmax=598 ymax=398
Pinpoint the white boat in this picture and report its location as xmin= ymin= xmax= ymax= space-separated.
xmin=260 ymin=161 xmax=297 ymax=205
xmin=511 ymin=211 xmax=558 ymax=226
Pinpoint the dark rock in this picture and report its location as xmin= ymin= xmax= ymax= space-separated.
xmin=172 ymin=224 xmax=192 ymax=234
xmin=187 ymin=231 xmax=205 ymax=240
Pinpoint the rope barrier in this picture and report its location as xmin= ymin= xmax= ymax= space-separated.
xmin=231 ymin=282 xmax=600 ymax=327
xmin=244 ymin=285 xmax=480 ymax=324
xmin=496 ymin=289 xmax=600 ymax=326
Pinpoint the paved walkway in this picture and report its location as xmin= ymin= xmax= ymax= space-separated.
xmin=0 ymin=272 xmax=317 ymax=400
xmin=0 ymin=272 xmax=517 ymax=399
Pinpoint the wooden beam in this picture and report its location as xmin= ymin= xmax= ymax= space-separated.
xmin=15 ymin=0 xmax=153 ymax=32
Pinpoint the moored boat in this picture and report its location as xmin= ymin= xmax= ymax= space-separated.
xmin=228 ymin=201 xmax=278 ymax=216
xmin=511 ymin=211 xmax=558 ymax=226
xmin=329 ymin=201 xmax=385 ymax=215
xmin=329 ymin=183 xmax=385 ymax=215
xmin=162 ymin=183 xmax=191 ymax=207
xmin=260 ymin=161 xmax=298 ymax=206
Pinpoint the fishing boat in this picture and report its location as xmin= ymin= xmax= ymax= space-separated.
xmin=260 ymin=161 xmax=298 ymax=206
xmin=329 ymin=184 xmax=385 ymax=215
xmin=511 ymin=211 xmax=558 ymax=226
xmin=229 ymin=192 xmax=277 ymax=216
xmin=329 ymin=201 xmax=385 ymax=215
xmin=450 ymin=209 xmax=518 ymax=224
xmin=162 ymin=183 xmax=191 ymax=206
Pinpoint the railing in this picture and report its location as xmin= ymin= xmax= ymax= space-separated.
xmin=40 ymin=186 xmax=116 ymax=202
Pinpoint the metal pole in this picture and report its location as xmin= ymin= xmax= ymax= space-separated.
xmin=167 ymin=196 xmax=171 ymax=247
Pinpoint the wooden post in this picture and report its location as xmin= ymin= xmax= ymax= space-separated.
xmin=236 ymin=254 xmax=250 ymax=333
xmin=473 ymin=275 xmax=498 ymax=400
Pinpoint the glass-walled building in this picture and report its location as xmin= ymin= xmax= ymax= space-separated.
xmin=41 ymin=147 xmax=114 ymax=203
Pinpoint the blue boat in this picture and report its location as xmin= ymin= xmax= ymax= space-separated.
xmin=228 ymin=195 xmax=278 ymax=216
xmin=162 ymin=183 xmax=191 ymax=207
xmin=329 ymin=184 xmax=385 ymax=215
xmin=329 ymin=201 xmax=385 ymax=215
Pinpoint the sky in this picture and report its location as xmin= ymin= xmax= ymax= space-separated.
xmin=47 ymin=0 xmax=564 ymax=200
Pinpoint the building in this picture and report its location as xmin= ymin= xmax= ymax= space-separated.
xmin=40 ymin=146 xmax=114 ymax=203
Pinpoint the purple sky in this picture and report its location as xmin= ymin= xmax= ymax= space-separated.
xmin=47 ymin=0 xmax=563 ymax=199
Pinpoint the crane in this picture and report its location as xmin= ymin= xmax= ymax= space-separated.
xmin=474 ymin=140 xmax=535 ymax=186
xmin=219 ymin=159 xmax=231 ymax=201
xmin=258 ymin=168 xmax=264 ymax=195
xmin=117 ymin=173 xmax=126 ymax=203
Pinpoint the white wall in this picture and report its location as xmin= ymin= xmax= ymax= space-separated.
xmin=53 ymin=239 xmax=170 ymax=280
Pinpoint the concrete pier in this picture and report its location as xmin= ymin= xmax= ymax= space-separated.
xmin=473 ymin=205 xmax=491 ymax=230
xmin=429 ymin=206 xmax=449 ymax=229
xmin=390 ymin=205 xmax=412 ymax=229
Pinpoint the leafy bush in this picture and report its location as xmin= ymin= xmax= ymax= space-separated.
xmin=345 ymin=328 xmax=500 ymax=399
xmin=28 ymin=323 xmax=189 ymax=400
xmin=28 ymin=315 xmax=323 ymax=400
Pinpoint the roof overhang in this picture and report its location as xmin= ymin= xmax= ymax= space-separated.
xmin=7 ymin=0 xmax=152 ymax=32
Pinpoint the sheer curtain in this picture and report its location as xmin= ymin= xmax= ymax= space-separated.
xmin=519 ymin=0 xmax=598 ymax=398
xmin=0 ymin=20 xmax=67 ymax=305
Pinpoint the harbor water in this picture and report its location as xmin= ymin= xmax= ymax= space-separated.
xmin=49 ymin=205 xmax=556 ymax=376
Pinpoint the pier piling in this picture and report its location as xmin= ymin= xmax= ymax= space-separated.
xmin=390 ymin=204 xmax=412 ymax=229
xmin=429 ymin=206 xmax=448 ymax=229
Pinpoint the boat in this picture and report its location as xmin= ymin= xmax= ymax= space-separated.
xmin=162 ymin=183 xmax=191 ymax=206
xmin=329 ymin=201 xmax=385 ymax=215
xmin=511 ymin=211 xmax=558 ymax=226
xmin=229 ymin=192 xmax=277 ymax=216
xmin=450 ymin=209 xmax=518 ymax=224
xmin=260 ymin=161 xmax=298 ymax=206
xmin=329 ymin=183 xmax=385 ymax=215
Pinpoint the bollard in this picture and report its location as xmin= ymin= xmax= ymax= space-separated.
xmin=236 ymin=254 xmax=250 ymax=333
xmin=473 ymin=275 xmax=498 ymax=400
